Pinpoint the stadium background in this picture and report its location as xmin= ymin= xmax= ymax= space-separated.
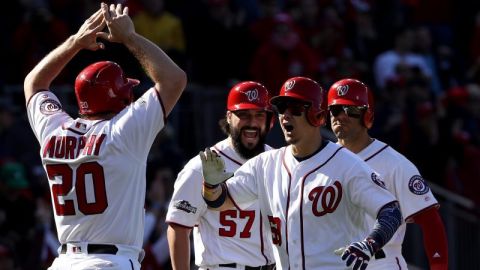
xmin=0 ymin=0 xmax=479 ymax=269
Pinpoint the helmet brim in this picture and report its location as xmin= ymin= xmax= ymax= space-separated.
xmin=327 ymin=98 xmax=359 ymax=107
xmin=270 ymin=95 xmax=310 ymax=105
xmin=229 ymin=103 xmax=272 ymax=111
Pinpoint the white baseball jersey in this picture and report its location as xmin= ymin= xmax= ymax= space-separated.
xmin=226 ymin=140 xmax=397 ymax=270
xmin=27 ymin=89 xmax=165 ymax=251
xmin=166 ymin=139 xmax=275 ymax=268
xmin=357 ymin=139 xmax=439 ymax=269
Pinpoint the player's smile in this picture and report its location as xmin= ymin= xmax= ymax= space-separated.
xmin=242 ymin=128 xmax=259 ymax=144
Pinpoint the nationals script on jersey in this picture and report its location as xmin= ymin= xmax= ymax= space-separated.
xmin=357 ymin=139 xmax=438 ymax=269
xmin=226 ymin=141 xmax=397 ymax=270
xmin=166 ymin=139 xmax=275 ymax=267
xmin=27 ymin=89 xmax=165 ymax=250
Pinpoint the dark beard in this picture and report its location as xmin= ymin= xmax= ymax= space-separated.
xmin=231 ymin=127 xmax=266 ymax=159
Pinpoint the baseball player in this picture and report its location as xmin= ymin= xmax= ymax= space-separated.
xmin=24 ymin=3 xmax=186 ymax=270
xmin=166 ymin=81 xmax=276 ymax=270
xmin=327 ymin=78 xmax=448 ymax=270
xmin=200 ymin=77 xmax=403 ymax=270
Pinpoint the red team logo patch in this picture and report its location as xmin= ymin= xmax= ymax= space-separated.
xmin=408 ymin=175 xmax=430 ymax=195
xmin=308 ymin=180 xmax=343 ymax=216
xmin=336 ymin=85 xmax=349 ymax=96
xmin=40 ymin=99 xmax=62 ymax=115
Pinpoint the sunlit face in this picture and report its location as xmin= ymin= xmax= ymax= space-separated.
xmin=228 ymin=109 xmax=269 ymax=159
xmin=329 ymin=105 xmax=365 ymax=141
xmin=272 ymin=99 xmax=313 ymax=145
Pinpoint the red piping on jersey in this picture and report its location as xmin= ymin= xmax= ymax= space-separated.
xmin=213 ymin=146 xmax=243 ymax=166
xmin=154 ymin=89 xmax=168 ymax=125
xmin=259 ymin=211 xmax=270 ymax=265
xmin=396 ymin=257 xmax=402 ymax=269
xmin=226 ymin=187 xmax=243 ymax=212
xmin=280 ymin=148 xmax=291 ymax=258
xmin=212 ymin=146 xmax=243 ymax=211
xmin=213 ymin=145 xmax=271 ymax=264
xmin=363 ymin=142 xmax=389 ymax=162
xmin=282 ymin=145 xmax=343 ymax=270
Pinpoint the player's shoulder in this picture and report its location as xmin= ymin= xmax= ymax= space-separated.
xmin=366 ymin=139 xmax=418 ymax=169
xmin=330 ymin=141 xmax=364 ymax=163
xmin=181 ymin=153 xmax=203 ymax=174
xmin=260 ymin=146 xmax=284 ymax=159
xmin=264 ymin=143 xmax=275 ymax=151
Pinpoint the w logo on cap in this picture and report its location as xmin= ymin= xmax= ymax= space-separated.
xmin=245 ymin=89 xmax=259 ymax=102
xmin=336 ymin=85 xmax=349 ymax=96
xmin=285 ymin=80 xmax=296 ymax=91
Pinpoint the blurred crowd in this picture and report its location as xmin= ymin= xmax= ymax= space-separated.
xmin=1 ymin=0 xmax=480 ymax=269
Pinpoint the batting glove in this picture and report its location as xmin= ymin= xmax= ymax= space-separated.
xmin=199 ymin=148 xmax=233 ymax=187
xmin=341 ymin=238 xmax=379 ymax=270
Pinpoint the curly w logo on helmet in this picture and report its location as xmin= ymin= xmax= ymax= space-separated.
xmin=336 ymin=85 xmax=349 ymax=96
xmin=244 ymin=89 xmax=259 ymax=102
xmin=285 ymin=79 xmax=296 ymax=91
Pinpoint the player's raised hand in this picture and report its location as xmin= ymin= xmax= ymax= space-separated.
xmin=98 ymin=2 xmax=135 ymax=44
xmin=72 ymin=8 xmax=106 ymax=51
xmin=199 ymin=148 xmax=233 ymax=187
xmin=340 ymin=239 xmax=379 ymax=270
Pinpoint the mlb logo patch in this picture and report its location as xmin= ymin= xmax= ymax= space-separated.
xmin=371 ymin=172 xmax=386 ymax=189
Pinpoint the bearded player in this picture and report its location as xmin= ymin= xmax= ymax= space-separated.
xmin=166 ymin=81 xmax=276 ymax=270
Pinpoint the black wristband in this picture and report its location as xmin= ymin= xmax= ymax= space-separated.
xmin=203 ymin=183 xmax=227 ymax=208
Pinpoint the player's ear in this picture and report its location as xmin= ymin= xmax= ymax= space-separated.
xmin=226 ymin=111 xmax=232 ymax=125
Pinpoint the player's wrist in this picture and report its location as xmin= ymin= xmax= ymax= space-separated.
xmin=203 ymin=183 xmax=227 ymax=208
xmin=364 ymin=237 xmax=380 ymax=255
xmin=202 ymin=182 xmax=221 ymax=199
xmin=203 ymin=181 xmax=219 ymax=189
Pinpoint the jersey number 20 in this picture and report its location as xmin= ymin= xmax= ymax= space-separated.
xmin=46 ymin=162 xmax=108 ymax=216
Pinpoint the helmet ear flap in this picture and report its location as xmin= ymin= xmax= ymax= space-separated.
xmin=307 ymin=109 xmax=326 ymax=127
xmin=363 ymin=108 xmax=374 ymax=129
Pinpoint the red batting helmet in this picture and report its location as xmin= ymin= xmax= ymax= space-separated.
xmin=74 ymin=61 xmax=140 ymax=115
xmin=270 ymin=77 xmax=326 ymax=127
xmin=327 ymin=78 xmax=374 ymax=128
xmin=227 ymin=81 xmax=272 ymax=111
xmin=227 ymin=81 xmax=274 ymax=129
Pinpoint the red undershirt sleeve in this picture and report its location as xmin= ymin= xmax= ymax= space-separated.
xmin=410 ymin=206 xmax=449 ymax=270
